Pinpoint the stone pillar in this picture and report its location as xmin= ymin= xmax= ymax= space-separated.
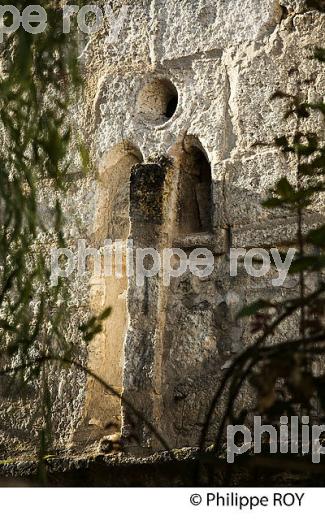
xmin=122 ymin=160 xmax=167 ymax=450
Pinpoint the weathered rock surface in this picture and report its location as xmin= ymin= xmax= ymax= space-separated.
xmin=1 ymin=0 xmax=324 ymax=460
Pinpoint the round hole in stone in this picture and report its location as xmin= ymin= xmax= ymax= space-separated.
xmin=136 ymin=78 xmax=179 ymax=125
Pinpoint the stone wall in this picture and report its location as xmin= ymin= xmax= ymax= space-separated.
xmin=1 ymin=0 xmax=325 ymax=458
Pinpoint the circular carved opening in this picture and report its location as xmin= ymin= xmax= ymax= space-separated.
xmin=136 ymin=78 xmax=179 ymax=126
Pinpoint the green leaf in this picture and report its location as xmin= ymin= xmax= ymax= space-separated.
xmin=276 ymin=178 xmax=295 ymax=198
xmin=99 ymin=307 xmax=112 ymax=321
xmin=274 ymin=136 xmax=289 ymax=150
xmin=307 ymin=225 xmax=325 ymax=247
xmin=289 ymin=255 xmax=325 ymax=273
xmin=78 ymin=140 xmax=90 ymax=173
xmin=262 ymin=197 xmax=284 ymax=208
xmin=237 ymin=300 xmax=274 ymax=319
xmin=314 ymin=46 xmax=325 ymax=61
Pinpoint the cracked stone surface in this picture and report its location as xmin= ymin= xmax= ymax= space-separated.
xmin=1 ymin=0 xmax=325 ymax=459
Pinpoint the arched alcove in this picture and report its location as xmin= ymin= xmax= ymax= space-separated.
xmin=95 ymin=142 xmax=144 ymax=243
xmin=176 ymin=137 xmax=213 ymax=236
xmin=80 ymin=142 xmax=143 ymax=446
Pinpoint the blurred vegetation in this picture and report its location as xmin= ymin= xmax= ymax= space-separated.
xmin=2 ymin=0 xmax=325 ymax=488
xmin=0 ymin=4 xmax=172 ymax=481
xmin=0 ymin=1 xmax=94 ymax=476
xmin=197 ymin=0 xmax=325 ymax=486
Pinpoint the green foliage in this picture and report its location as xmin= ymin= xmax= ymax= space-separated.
xmin=199 ymin=16 xmax=325 ymax=484
xmin=237 ymin=300 xmax=276 ymax=318
xmin=0 ymin=3 xmax=172 ymax=475
xmin=0 ymin=1 xmax=93 ymax=463
xmin=79 ymin=308 xmax=112 ymax=343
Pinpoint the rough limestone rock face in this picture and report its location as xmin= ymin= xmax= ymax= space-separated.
xmin=1 ymin=0 xmax=325 ymax=458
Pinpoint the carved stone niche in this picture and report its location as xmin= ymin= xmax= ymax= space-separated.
xmin=176 ymin=140 xmax=213 ymax=237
